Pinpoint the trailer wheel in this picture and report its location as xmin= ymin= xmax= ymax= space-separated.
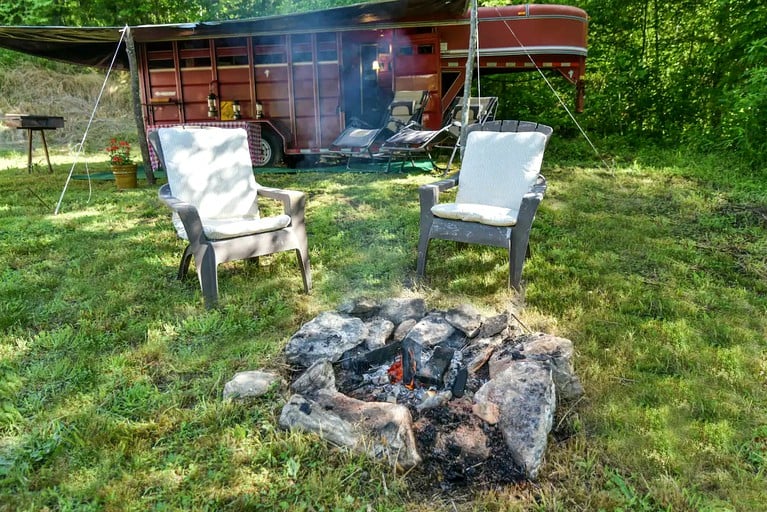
xmin=256 ymin=130 xmax=283 ymax=167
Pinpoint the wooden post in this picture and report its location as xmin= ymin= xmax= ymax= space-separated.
xmin=459 ymin=0 xmax=478 ymax=151
xmin=125 ymin=26 xmax=155 ymax=184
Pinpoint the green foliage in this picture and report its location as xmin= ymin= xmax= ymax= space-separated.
xmin=474 ymin=0 xmax=767 ymax=164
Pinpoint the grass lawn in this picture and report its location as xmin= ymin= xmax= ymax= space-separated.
xmin=0 ymin=140 xmax=765 ymax=511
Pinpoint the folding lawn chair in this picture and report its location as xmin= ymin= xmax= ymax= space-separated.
xmin=329 ymin=90 xmax=429 ymax=170
xmin=379 ymin=96 xmax=499 ymax=173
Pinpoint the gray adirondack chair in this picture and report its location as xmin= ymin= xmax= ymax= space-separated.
xmin=149 ymin=126 xmax=311 ymax=308
xmin=416 ymin=120 xmax=553 ymax=290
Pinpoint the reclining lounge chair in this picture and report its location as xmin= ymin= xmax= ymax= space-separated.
xmin=330 ymin=90 xmax=429 ymax=170
xmin=379 ymin=96 xmax=499 ymax=172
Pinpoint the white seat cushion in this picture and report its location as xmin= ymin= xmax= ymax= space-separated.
xmin=455 ymin=131 xmax=547 ymax=213
xmin=200 ymin=214 xmax=291 ymax=240
xmin=431 ymin=202 xmax=518 ymax=227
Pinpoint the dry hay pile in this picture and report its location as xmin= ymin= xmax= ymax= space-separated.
xmin=0 ymin=62 xmax=134 ymax=152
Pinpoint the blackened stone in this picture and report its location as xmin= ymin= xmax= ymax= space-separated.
xmin=451 ymin=367 xmax=468 ymax=398
xmin=345 ymin=340 xmax=403 ymax=373
xmin=417 ymin=346 xmax=455 ymax=387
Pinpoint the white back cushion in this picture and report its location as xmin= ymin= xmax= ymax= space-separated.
xmin=455 ymin=131 xmax=547 ymax=212
xmin=158 ymin=127 xmax=259 ymax=220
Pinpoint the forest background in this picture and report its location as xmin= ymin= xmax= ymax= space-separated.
xmin=0 ymin=0 xmax=766 ymax=165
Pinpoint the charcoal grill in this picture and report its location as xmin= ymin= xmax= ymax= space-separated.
xmin=1 ymin=114 xmax=65 ymax=173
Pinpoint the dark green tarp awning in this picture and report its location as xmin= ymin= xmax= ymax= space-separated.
xmin=0 ymin=0 xmax=468 ymax=69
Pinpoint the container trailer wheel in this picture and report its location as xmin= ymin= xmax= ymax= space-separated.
xmin=257 ymin=129 xmax=283 ymax=167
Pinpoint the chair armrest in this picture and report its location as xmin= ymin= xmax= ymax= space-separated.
xmin=259 ymin=187 xmax=307 ymax=225
xmin=158 ymin=183 xmax=205 ymax=242
xmin=516 ymin=175 xmax=547 ymax=228
xmin=418 ymin=174 xmax=459 ymax=215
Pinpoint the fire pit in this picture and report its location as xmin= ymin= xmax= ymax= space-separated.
xmin=274 ymin=297 xmax=584 ymax=487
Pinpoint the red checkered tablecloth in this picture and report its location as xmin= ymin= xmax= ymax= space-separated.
xmin=147 ymin=121 xmax=262 ymax=171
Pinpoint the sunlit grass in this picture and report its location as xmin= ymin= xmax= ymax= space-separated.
xmin=1 ymin=140 xmax=766 ymax=510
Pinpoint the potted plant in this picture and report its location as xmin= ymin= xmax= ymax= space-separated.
xmin=106 ymin=138 xmax=137 ymax=189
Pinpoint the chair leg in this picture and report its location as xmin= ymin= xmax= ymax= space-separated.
xmin=416 ymin=231 xmax=432 ymax=277
xmin=443 ymin=144 xmax=460 ymax=176
xmin=294 ymin=247 xmax=312 ymax=293
xmin=178 ymin=245 xmax=193 ymax=280
xmin=509 ymin=229 xmax=531 ymax=291
xmin=195 ymin=244 xmax=219 ymax=308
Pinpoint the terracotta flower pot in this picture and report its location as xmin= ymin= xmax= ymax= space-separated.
xmin=111 ymin=164 xmax=138 ymax=189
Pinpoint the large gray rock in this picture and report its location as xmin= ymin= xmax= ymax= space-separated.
xmin=279 ymin=389 xmax=421 ymax=469
xmin=337 ymin=297 xmax=379 ymax=317
xmin=392 ymin=318 xmax=417 ymax=342
xmin=520 ymin=333 xmax=584 ymax=401
xmin=445 ymin=304 xmax=483 ymax=338
xmin=490 ymin=333 xmax=584 ymax=401
xmin=284 ymin=312 xmax=367 ymax=367
xmin=474 ymin=360 xmax=555 ymax=479
xmin=363 ymin=317 xmax=395 ymax=351
xmin=291 ymin=359 xmax=336 ymax=396
xmin=279 ymin=394 xmax=357 ymax=447
xmin=282 ymin=358 xmax=421 ymax=469
xmin=479 ymin=313 xmax=509 ymax=339
xmin=406 ymin=313 xmax=457 ymax=348
xmin=379 ymin=298 xmax=426 ymax=325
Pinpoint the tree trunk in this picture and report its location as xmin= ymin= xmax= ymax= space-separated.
xmin=125 ymin=27 xmax=154 ymax=184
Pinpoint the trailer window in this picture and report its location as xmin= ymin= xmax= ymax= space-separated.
xmin=317 ymin=33 xmax=338 ymax=62
xmin=179 ymin=40 xmax=211 ymax=68
xmin=291 ymin=34 xmax=312 ymax=63
xmin=216 ymin=37 xmax=249 ymax=66
xmin=253 ymin=35 xmax=287 ymax=65
xmin=418 ymin=44 xmax=434 ymax=55
xmin=146 ymin=41 xmax=174 ymax=70
xmin=397 ymin=43 xmax=434 ymax=58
